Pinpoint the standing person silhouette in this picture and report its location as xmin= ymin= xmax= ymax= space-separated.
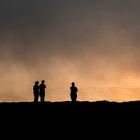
xmin=39 ymin=80 xmax=46 ymax=103
xmin=70 ymin=82 xmax=78 ymax=102
xmin=33 ymin=81 xmax=40 ymax=103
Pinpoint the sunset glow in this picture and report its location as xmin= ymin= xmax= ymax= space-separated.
xmin=0 ymin=0 xmax=140 ymax=102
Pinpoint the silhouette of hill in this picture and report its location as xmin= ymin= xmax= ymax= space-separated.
xmin=0 ymin=100 xmax=140 ymax=114
xmin=0 ymin=101 xmax=139 ymax=137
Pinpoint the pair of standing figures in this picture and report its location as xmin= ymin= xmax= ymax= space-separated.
xmin=33 ymin=80 xmax=46 ymax=103
xmin=33 ymin=81 xmax=78 ymax=103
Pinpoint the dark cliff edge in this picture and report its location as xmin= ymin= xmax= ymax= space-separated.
xmin=0 ymin=101 xmax=139 ymax=135
xmin=0 ymin=101 xmax=140 ymax=115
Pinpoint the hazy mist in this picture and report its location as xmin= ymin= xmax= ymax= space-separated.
xmin=0 ymin=0 xmax=140 ymax=102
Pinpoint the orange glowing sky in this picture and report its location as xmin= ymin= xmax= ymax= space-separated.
xmin=0 ymin=0 xmax=140 ymax=102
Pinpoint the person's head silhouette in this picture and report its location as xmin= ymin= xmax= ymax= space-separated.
xmin=35 ymin=81 xmax=39 ymax=85
xmin=72 ymin=82 xmax=75 ymax=87
xmin=42 ymin=80 xmax=45 ymax=84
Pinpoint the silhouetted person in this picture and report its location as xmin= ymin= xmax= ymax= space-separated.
xmin=70 ymin=82 xmax=78 ymax=102
xmin=39 ymin=80 xmax=46 ymax=103
xmin=33 ymin=81 xmax=40 ymax=103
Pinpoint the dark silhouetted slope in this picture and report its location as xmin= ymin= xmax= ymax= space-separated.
xmin=0 ymin=101 xmax=140 ymax=114
xmin=0 ymin=101 xmax=139 ymax=137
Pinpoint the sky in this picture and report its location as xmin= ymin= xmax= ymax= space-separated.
xmin=0 ymin=0 xmax=140 ymax=102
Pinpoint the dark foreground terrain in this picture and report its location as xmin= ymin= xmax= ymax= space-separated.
xmin=1 ymin=101 xmax=140 ymax=137
xmin=1 ymin=101 xmax=140 ymax=118
xmin=0 ymin=100 xmax=140 ymax=113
